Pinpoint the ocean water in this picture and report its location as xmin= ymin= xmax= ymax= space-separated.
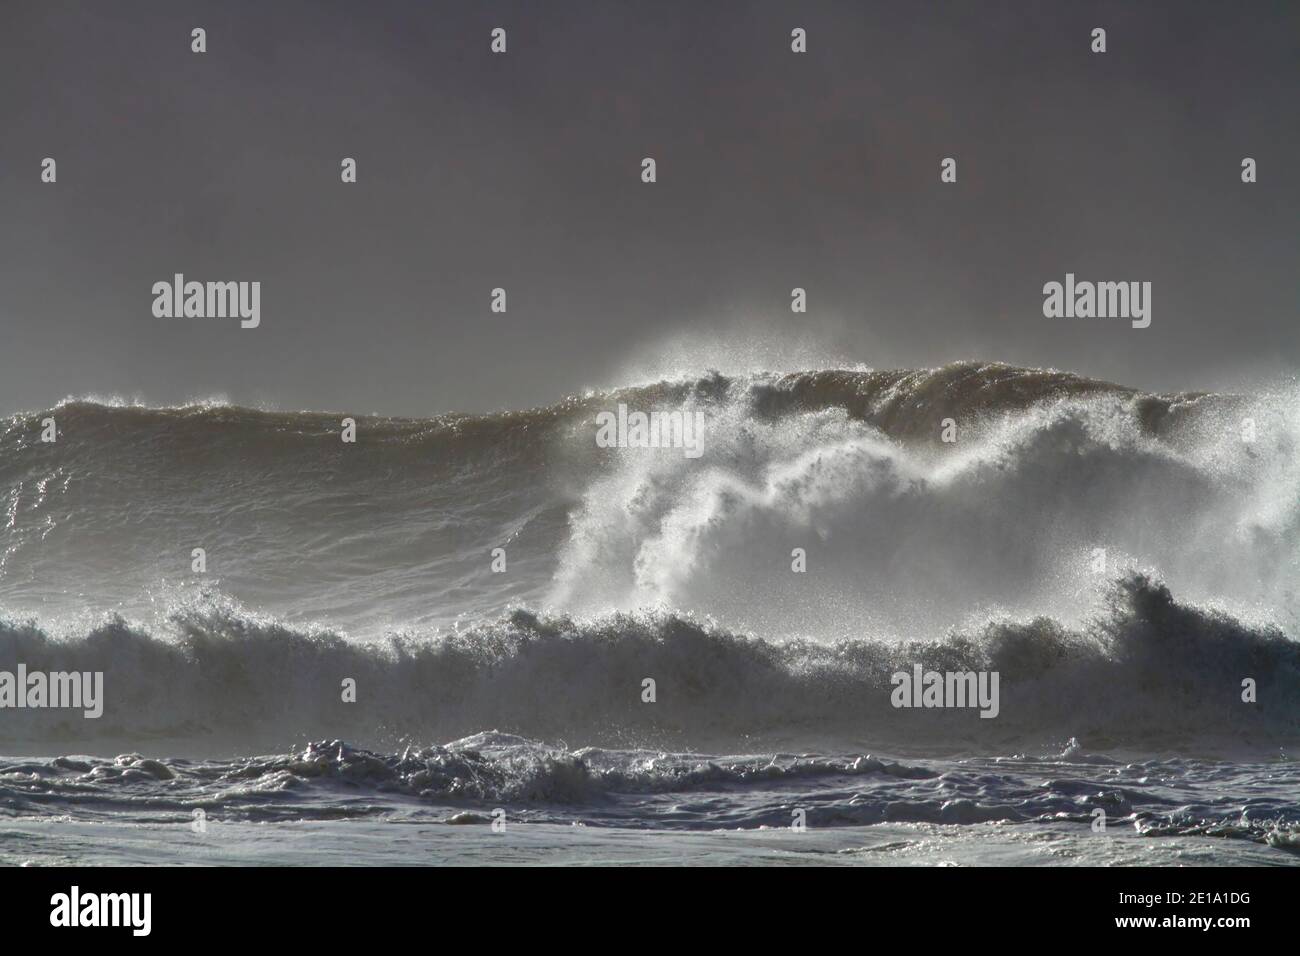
xmin=2 ymin=361 xmax=1298 ymax=865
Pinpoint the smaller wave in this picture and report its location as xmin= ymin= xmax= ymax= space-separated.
xmin=1 ymin=573 xmax=1296 ymax=754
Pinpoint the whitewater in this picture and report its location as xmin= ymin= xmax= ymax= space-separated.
xmin=2 ymin=361 xmax=1298 ymax=865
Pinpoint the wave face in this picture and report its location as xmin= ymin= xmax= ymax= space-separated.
xmin=1 ymin=361 xmax=1298 ymax=756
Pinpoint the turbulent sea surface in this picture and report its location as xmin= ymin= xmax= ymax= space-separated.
xmin=1 ymin=361 xmax=1298 ymax=865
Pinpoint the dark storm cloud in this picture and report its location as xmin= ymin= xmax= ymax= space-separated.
xmin=1 ymin=0 xmax=1296 ymax=416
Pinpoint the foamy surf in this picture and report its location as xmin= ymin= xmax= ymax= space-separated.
xmin=0 ymin=573 xmax=1297 ymax=755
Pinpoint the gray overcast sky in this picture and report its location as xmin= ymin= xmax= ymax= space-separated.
xmin=1 ymin=0 xmax=1296 ymax=417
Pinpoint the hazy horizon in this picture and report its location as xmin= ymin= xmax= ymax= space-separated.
xmin=2 ymin=0 xmax=1296 ymax=418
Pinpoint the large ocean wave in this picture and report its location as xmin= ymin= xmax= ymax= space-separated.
xmin=1 ymin=362 xmax=1297 ymax=756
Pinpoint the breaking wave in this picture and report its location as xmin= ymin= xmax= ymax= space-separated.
xmin=2 ymin=573 xmax=1296 ymax=753
xmin=1 ymin=361 xmax=1297 ymax=761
